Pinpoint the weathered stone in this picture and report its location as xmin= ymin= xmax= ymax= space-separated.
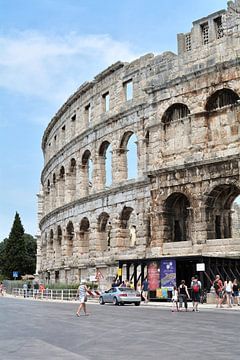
xmin=37 ymin=1 xmax=240 ymax=285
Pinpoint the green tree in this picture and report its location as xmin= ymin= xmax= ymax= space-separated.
xmin=3 ymin=212 xmax=26 ymax=278
xmin=23 ymin=233 xmax=37 ymax=275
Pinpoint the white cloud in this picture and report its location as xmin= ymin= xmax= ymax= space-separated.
xmin=0 ymin=31 xmax=139 ymax=105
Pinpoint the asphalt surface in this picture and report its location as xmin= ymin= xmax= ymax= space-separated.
xmin=0 ymin=297 xmax=240 ymax=360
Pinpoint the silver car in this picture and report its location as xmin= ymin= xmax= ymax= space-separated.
xmin=99 ymin=287 xmax=141 ymax=306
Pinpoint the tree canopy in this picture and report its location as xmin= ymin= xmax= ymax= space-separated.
xmin=0 ymin=212 xmax=36 ymax=279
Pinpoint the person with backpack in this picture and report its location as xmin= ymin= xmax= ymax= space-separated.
xmin=213 ymin=274 xmax=223 ymax=308
xmin=191 ymin=275 xmax=201 ymax=312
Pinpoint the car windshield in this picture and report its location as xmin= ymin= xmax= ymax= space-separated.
xmin=118 ymin=288 xmax=136 ymax=293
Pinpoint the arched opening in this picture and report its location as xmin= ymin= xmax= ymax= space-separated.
xmin=119 ymin=131 xmax=138 ymax=181
xmin=56 ymin=225 xmax=62 ymax=261
xmin=59 ymin=166 xmax=65 ymax=206
xmin=162 ymin=103 xmax=190 ymax=124
xmin=97 ymin=212 xmax=110 ymax=251
xmin=205 ymin=185 xmax=240 ymax=239
xmin=206 ymin=88 xmax=239 ymax=112
xmin=66 ymin=221 xmax=74 ymax=257
xmin=163 ymin=193 xmax=190 ymax=242
xmin=232 ymin=195 xmax=240 ymax=238
xmin=99 ymin=141 xmax=112 ymax=187
xmin=82 ymin=150 xmax=93 ymax=193
xmin=79 ymin=217 xmax=90 ymax=253
xmin=69 ymin=158 xmax=76 ymax=201
xmin=120 ymin=206 xmax=137 ymax=247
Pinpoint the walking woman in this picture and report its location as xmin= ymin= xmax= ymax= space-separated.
xmin=178 ymin=280 xmax=190 ymax=311
xmin=224 ymin=278 xmax=233 ymax=308
xmin=232 ymin=279 xmax=239 ymax=306
xmin=76 ymin=281 xmax=90 ymax=316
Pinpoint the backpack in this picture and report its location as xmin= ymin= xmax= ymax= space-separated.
xmin=192 ymin=281 xmax=200 ymax=293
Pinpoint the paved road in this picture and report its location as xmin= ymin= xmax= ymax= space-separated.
xmin=0 ymin=297 xmax=239 ymax=360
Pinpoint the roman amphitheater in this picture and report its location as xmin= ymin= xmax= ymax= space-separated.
xmin=37 ymin=1 xmax=240 ymax=289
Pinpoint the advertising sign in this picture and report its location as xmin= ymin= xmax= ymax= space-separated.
xmin=12 ymin=271 xmax=18 ymax=278
xmin=196 ymin=263 xmax=205 ymax=272
xmin=160 ymin=259 xmax=176 ymax=288
xmin=156 ymin=287 xmax=168 ymax=299
xmin=148 ymin=262 xmax=160 ymax=291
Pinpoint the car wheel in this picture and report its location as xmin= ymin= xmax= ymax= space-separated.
xmin=99 ymin=297 xmax=105 ymax=305
xmin=113 ymin=297 xmax=119 ymax=306
xmin=134 ymin=302 xmax=140 ymax=306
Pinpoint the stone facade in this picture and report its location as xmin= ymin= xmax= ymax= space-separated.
xmin=38 ymin=1 xmax=240 ymax=286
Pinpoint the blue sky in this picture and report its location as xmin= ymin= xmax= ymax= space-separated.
xmin=0 ymin=0 xmax=228 ymax=239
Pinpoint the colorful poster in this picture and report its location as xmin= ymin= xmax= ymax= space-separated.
xmin=160 ymin=259 xmax=176 ymax=288
xmin=148 ymin=262 xmax=160 ymax=291
xmin=156 ymin=288 xmax=168 ymax=299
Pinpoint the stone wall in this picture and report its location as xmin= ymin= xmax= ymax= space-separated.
xmin=38 ymin=1 xmax=240 ymax=285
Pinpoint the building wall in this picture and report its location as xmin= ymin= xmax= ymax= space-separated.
xmin=38 ymin=1 xmax=240 ymax=285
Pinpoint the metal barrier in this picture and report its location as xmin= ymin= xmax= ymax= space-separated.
xmin=12 ymin=288 xmax=78 ymax=301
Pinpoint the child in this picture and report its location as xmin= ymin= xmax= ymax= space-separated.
xmin=172 ymin=286 xmax=179 ymax=312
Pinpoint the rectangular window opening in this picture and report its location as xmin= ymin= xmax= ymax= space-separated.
xmin=124 ymin=80 xmax=133 ymax=101
xmin=214 ymin=16 xmax=224 ymax=39
xmin=102 ymin=92 xmax=110 ymax=112
xmin=85 ymin=103 xmax=91 ymax=123
xmin=62 ymin=125 xmax=66 ymax=131
xmin=185 ymin=33 xmax=192 ymax=52
xmin=201 ymin=22 xmax=209 ymax=45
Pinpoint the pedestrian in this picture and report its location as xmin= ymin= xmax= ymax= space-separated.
xmin=76 ymin=281 xmax=90 ymax=317
xmin=232 ymin=279 xmax=239 ymax=306
xmin=0 ymin=282 xmax=4 ymax=296
xmin=111 ymin=278 xmax=118 ymax=287
xmin=119 ymin=280 xmax=126 ymax=288
xmin=33 ymin=281 xmax=39 ymax=299
xmin=178 ymin=280 xmax=190 ymax=311
xmin=224 ymin=277 xmax=233 ymax=308
xmin=171 ymin=286 xmax=179 ymax=312
xmin=191 ymin=275 xmax=201 ymax=312
xmin=23 ymin=282 xmax=28 ymax=298
xmin=213 ymin=274 xmax=224 ymax=308
xmin=141 ymin=278 xmax=149 ymax=303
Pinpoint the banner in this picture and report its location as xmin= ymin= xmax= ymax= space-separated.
xmin=148 ymin=262 xmax=160 ymax=291
xmin=160 ymin=259 xmax=176 ymax=288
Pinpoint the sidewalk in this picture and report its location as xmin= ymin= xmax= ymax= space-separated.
xmin=3 ymin=293 xmax=240 ymax=311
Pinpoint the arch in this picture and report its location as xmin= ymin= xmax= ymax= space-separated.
xmin=80 ymin=217 xmax=90 ymax=231
xmin=47 ymin=179 xmax=50 ymax=194
xmin=120 ymin=131 xmax=134 ymax=150
xmin=82 ymin=150 xmax=93 ymax=190
xmin=98 ymin=212 xmax=110 ymax=232
xmin=232 ymin=195 xmax=240 ymax=238
xmin=53 ymin=173 xmax=56 ymax=186
xmin=205 ymin=88 xmax=239 ymax=112
xmin=68 ymin=158 xmax=77 ymax=201
xmin=55 ymin=225 xmax=62 ymax=261
xmin=162 ymin=103 xmax=190 ymax=124
xmin=97 ymin=212 xmax=111 ymax=251
xmin=79 ymin=217 xmax=90 ymax=253
xmin=120 ymin=206 xmax=134 ymax=229
xmin=99 ymin=141 xmax=112 ymax=187
xmin=119 ymin=132 xmax=138 ymax=180
xmin=59 ymin=166 xmax=65 ymax=179
xmin=66 ymin=221 xmax=74 ymax=256
xmin=69 ymin=158 xmax=76 ymax=173
xmin=57 ymin=225 xmax=62 ymax=245
xmin=163 ymin=193 xmax=190 ymax=242
xmin=205 ymin=184 xmax=240 ymax=239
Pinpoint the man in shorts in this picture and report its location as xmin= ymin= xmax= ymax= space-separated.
xmin=191 ymin=275 xmax=201 ymax=312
